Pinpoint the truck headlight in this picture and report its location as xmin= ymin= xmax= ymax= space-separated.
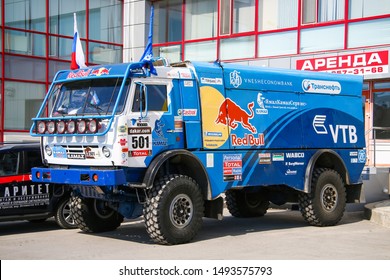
xmin=77 ymin=120 xmax=87 ymax=133
xmin=102 ymin=146 xmax=111 ymax=158
xmin=37 ymin=121 xmax=46 ymax=134
xmin=57 ymin=121 xmax=66 ymax=134
xmin=88 ymin=119 xmax=98 ymax=133
xmin=67 ymin=120 xmax=76 ymax=133
xmin=47 ymin=121 xmax=56 ymax=134
xmin=45 ymin=145 xmax=52 ymax=156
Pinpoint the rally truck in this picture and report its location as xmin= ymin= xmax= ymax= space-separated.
xmin=30 ymin=60 xmax=366 ymax=245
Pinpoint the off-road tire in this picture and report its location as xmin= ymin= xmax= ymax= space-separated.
xmin=55 ymin=197 xmax=77 ymax=229
xmin=143 ymin=174 xmax=204 ymax=245
xmin=70 ymin=194 xmax=123 ymax=233
xmin=298 ymin=168 xmax=346 ymax=226
xmin=225 ymin=189 xmax=269 ymax=217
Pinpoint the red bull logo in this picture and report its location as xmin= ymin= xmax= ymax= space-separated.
xmin=91 ymin=67 xmax=111 ymax=76
xmin=215 ymin=98 xmax=257 ymax=133
xmin=67 ymin=69 xmax=92 ymax=79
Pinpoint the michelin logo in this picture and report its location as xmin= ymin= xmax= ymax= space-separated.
xmin=302 ymin=79 xmax=341 ymax=94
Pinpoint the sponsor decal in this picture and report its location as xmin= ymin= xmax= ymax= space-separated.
xmin=223 ymin=154 xmax=242 ymax=181
xmin=184 ymin=81 xmax=193 ymax=87
xmin=285 ymin=162 xmax=304 ymax=166
xmin=296 ymin=50 xmax=389 ymax=76
xmin=129 ymin=150 xmax=151 ymax=157
xmin=285 ymin=152 xmax=305 ymax=158
xmin=128 ymin=127 xmax=152 ymax=134
xmin=67 ymin=69 xmax=92 ymax=79
xmin=179 ymin=69 xmax=192 ymax=79
xmin=256 ymin=93 xmax=268 ymax=114
xmin=174 ymin=116 xmax=183 ymax=132
xmin=52 ymin=145 xmax=67 ymax=158
xmin=179 ymin=109 xmax=197 ymax=117
xmin=243 ymin=78 xmax=293 ymax=87
xmin=201 ymin=77 xmax=223 ymax=85
xmin=302 ymin=79 xmax=341 ymax=94
xmin=118 ymin=125 xmax=127 ymax=133
xmin=313 ymin=115 xmax=358 ymax=144
xmin=153 ymin=119 xmax=168 ymax=146
xmin=358 ymin=150 xmax=367 ymax=163
xmin=205 ymin=131 xmax=223 ymax=137
xmin=90 ymin=67 xmax=110 ymax=76
xmin=84 ymin=147 xmax=100 ymax=159
xmin=258 ymin=153 xmax=271 ymax=164
xmin=215 ymin=98 xmax=257 ymax=133
xmin=229 ymin=70 xmax=242 ymax=88
xmin=118 ymin=138 xmax=128 ymax=146
xmin=272 ymin=153 xmax=284 ymax=161
xmin=285 ymin=169 xmax=297 ymax=176
xmin=231 ymin=133 xmax=264 ymax=146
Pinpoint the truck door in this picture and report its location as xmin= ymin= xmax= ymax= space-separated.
xmin=127 ymin=79 xmax=184 ymax=167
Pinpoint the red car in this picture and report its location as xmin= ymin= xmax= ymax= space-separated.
xmin=0 ymin=142 xmax=76 ymax=229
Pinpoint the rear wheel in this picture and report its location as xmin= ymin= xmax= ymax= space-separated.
xmin=226 ymin=189 xmax=269 ymax=217
xmin=70 ymin=194 xmax=123 ymax=233
xmin=143 ymin=174 xmax=204 ymax=245
xmin=298 ymin=168 xmax=346 ymax=226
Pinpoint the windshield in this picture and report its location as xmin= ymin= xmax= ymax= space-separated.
xmin=50 ymin=78 xmax=129 ymax=117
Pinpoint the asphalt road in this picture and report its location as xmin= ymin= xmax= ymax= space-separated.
xmin=1 ymin=208 xmax=390 ymax=260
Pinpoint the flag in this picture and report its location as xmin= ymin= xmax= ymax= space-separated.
xmin=70 ymin=13 xmax=87 ymax=70
xmin=140 ymin=5 xmax=157 ymax=75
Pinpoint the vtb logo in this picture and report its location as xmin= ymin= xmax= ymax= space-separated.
xmin=313 ymin=115 xmax=358 ymax=144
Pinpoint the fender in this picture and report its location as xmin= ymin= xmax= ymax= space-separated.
xmin=142 ymin=149 xmax=212 ymax=200
xmin=304 ymin=149 xmax=350 ymax=193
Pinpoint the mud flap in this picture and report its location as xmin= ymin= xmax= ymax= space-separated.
xmin=204 ymin=196 xmax=224 ymax=220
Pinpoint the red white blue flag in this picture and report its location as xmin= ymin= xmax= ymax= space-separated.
xmin=70 ymin=13 xmax=87 ymax=70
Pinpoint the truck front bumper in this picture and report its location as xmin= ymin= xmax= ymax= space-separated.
xmin=31 ymin=167 xmax=127 ymax=186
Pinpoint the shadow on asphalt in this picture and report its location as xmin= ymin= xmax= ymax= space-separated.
xmin=86 ymin=209 xmax=366 ymax=245
xmin=0 ymin=219 xmax=61 ymax=236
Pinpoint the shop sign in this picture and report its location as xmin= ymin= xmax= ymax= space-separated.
xmin=296 ymin=50 xmax=389 ymax=75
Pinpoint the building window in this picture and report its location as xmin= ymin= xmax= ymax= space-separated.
xmin=373 ymin=82 xmax=390 ymax=139
xmin=5 ymin=0 xmax=46 ymax=32
xmin=154 ymin=45 xmax=181 ymax=63
xmin=348 ymin=18 xmax=390 ymax=49
xmin=185 ymin=0 xmax=217 ymax=40
xmin=220 ymin=0 xmax=255 ymax=35
xmin=220 ymin=36 xmax=255 ymax=60
xmin=300 ymin=24 xmax=344 ymax=52
xmin=4 ymin=82 xmax=46 ymax=130
xmin=258 ymin=0 xmax=298 ymax=31
xmin=89 ymin=0 xmax=122 ymax=43
xmin=258 ymin=31 xmax=297 ymax=57
xmin=302 ymin=0 xmax=345 ymax=24
xmin=49 ymin=0 xmax=86 ymax=37
xmin=185 ymin=41 xmax=217 ymax=61
xmin=154 ymin=0 xmax=183 ymax=43
xmin=349 ymin=0 xmax=390 ymax=19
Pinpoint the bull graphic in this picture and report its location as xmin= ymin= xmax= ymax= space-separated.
xmin=215 ymin=98 xmax=257 ymax=134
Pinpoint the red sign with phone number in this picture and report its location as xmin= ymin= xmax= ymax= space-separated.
xmin=296 ymin=50 xmax=389 ymax=75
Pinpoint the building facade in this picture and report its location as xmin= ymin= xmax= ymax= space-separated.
xmin=0 ymin=0 xmax=123 ymax=142
xmin=0 ymin=0 xmax=389 ymax=199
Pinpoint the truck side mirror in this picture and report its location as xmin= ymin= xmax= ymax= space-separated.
xmin=135 ymin=82 xmax=148 ymax=118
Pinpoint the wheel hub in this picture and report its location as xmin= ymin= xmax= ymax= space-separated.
xmin=321 ymin=184 xmax=338 ymax=212
xmin=170 ymin=194 xmax=193 ymax=228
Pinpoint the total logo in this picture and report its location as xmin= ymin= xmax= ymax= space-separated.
xmin=313 ymin=115 xmax=358 ymax=144
xmin=302 ymin=79 xmax=341 ymax=94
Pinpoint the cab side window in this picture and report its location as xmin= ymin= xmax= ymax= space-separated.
xmin=132 ymin=84 xmax=168 ymax=112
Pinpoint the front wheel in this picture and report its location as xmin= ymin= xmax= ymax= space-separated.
xmin=298 ymin=168 xmax=346 ymax=226
xmin=143 ymin=174 xmax=204 ymax=245
xmin=70 ymin=195 xmax=123 ymax=233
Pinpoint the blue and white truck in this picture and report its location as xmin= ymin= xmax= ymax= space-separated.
xmin=30 ymin=60 xmax=366 ymax=244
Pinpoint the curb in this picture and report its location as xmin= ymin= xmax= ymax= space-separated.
xmin=364 ymin=200 xmax=390 ymax=229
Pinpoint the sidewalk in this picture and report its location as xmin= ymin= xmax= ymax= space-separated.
xmin=364 ymin=200 xmax=390 ymax=228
